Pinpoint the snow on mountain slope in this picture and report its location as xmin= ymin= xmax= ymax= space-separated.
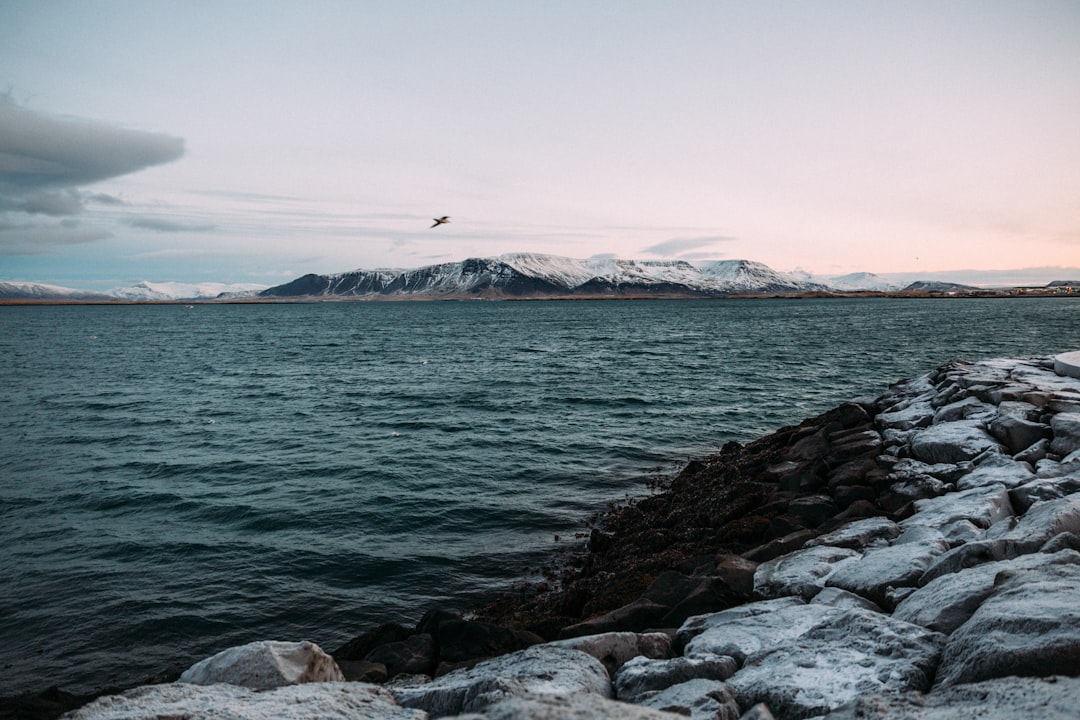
xmin=261 ymin=253 xmax=830 ymax=298
xmin=108 ymin=281 xmax=268 ymax=301
xmin=0 ymin=282 xmax=112 ymax=301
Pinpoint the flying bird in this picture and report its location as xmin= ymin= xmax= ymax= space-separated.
xmin=431 ymin=216 xmax=450 ymax=228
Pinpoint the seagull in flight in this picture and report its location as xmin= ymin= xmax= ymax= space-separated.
xmin=431 ymin=216 xmax=450 ymax=228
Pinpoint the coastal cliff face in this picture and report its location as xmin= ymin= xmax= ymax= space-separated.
xmin=22 ymin=354 xmax=1080 ymax=719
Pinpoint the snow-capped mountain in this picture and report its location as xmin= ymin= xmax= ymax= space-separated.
xmin=790 ymin=269 xmax=902 ymax=292
xmin=0 ymin=282 xmax=113 ymax=301
xmin=107 ymin=281 xmax=268 ymax=301
xmin=260 ymin=253 xmax=831 ymax=299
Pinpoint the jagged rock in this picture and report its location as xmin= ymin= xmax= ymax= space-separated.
xmin=827 ymin=675 xmax=1080 ymax=719
xmin=388 ymin=645 xmax=611 ymax=716
xmin=680 ymin=600 xmax=846 ymax=665
xmin=898 ymin=484 xmax=1013 ymax=533
xmin=753 ymin=545 xmax=861 ymax=600
xmin=724 ymin=608 xmax=945 ymax=720
xmin=826 ymin=456 xmax=878 ymax=490
xmin=825 ymin=527 xmax=949 ymax=608
xmin=1015 ymin=437 xmax=1051 ymax=464
xmin=809 ymin=586 xmax=884 ymax=612
xmin=476 ymin=692 xmax=685 ymax=719
xmin=1009 ymin=473 xmax=1080 ymax=513
xmin=1042 ymin=532 xmax=1080 ymax=553
xmin=893 ymin=549 xmax=1080 ymax=634
xmin=888 ymin=458 xmax=970 ymax=483
xmin=989 ymin=415 xmax=1052 ymax=455
xmin=932 ymin=396 xmax=997 ymax=424
xmin=177 ymin=640 xmax=343 ymax=690
xmin=804 ymin=516 xmax=899 ymax=550
xmin=996 ymin=399 xmax=1041 ymax=420
xmin=437 ymin=620 xmax=542 ymax=664
xmin=954 ymin=457 xmax=1034 ymax=490
xmin=935 ymin=562 xmax=1080 ymax=686
xmin=635 ymin=679 xmax=741 ymax=720
xmin=1051 ymin=413 xmax=1080 ymax=455
xmin=365 ymin=633 xmax=436 ymax=677
xmin=910 ymin=421 xmax=1000 ymax=464
xmin=614 ymin=654 xmax=737 ymax=703
xmin=982 ymin=495 xmax=1080 ymax=552
xmin=877 ymin=400 xmax=935 ymax=431
xmin=65 ymin=682 xmax=422 ymax=720
xmin=546 ymin=631 xmax=671 ymax=676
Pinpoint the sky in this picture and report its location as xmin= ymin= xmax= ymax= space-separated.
xmin=1 ymin=0 xmax=1079 ymax=291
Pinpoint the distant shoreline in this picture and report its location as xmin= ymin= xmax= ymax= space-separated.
xmin=2 ymin=289 xmax=1079 ymax=306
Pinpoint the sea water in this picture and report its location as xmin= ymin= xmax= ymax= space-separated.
xmin=2 ymin=297 xmax=1079 ymax=694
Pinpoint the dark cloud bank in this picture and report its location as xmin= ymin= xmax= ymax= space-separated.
xmin=0 ymin=97 xmax=184 ymax=253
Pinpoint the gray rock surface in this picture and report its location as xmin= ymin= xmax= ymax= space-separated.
xmin=724 ymin=608 xmax=945 ymax=720
xmin=681 ymin=600 xmax=838 ymax=665
xmin=894 ymin=549 xmax=1080 ymax=634
xmin=64 ymin=682 xmax=422 ymax=720
xmin=910 ymin=421 xmax=1000 ymax=464
xmin=934 ymin=560 xmax=1080 ymax=686
xmin=614 ymin=654 xmax=738 ymax=704
xmin=826 ymin=675 xmax=1080 ymax=720
xmin=475 ymin=693 xmax=683 ymax=719
xmin=752 ymin=545 xmax=861 ymax=600
xmin=635 ymin=679 xmax=740 ymax=720
xmin=803 ymin=516 xmax=899 ymax=550
xmin=1051 ymin=412 xmax=1080 ymax=455
xmin=177 ymin=640 xmax=344 ymax=690
xmin=388 ymin=645 xmax=611 ymax=716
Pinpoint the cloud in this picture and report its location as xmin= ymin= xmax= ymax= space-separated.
xmin=0 ymin=97 xmax=185 ymax=255
xmin=0 ymin=96 xmax=185 ymax=195
xmin=127 ymin=217 xmax=216 ymax=233
xmin=0 ymin=220 xmax=112 ymax=255
xmin=641 ymin=235 xmax=737 ymax=257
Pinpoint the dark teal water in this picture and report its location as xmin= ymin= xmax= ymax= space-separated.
xmin=2 ymin=298 xmax=1079 ymax=694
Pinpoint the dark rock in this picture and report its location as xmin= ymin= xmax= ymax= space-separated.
xmin=365 ymin=633 xmax=436 ymax=677
xmin=332 ymin=621 xmax=413 ymax=661
xmin=437 ymin=620 xmax=542 ymax=664
xmin=788 ymin=494 xmax=839 ymax=528
xmin=742 ymin=529 xmax=819 ymax=563
xmin=713 ymin=554 xmax=758 ymax=598
xmin=335 ymin=659 xmax=388 ymax=683
xmin=558 ymin=598 xmax=668 ymax=639
xmin=826 ymin=456 xmax=878 ymax=489
xmin=834 ymin=484 xmax=878 ymax=509
xmin=416 ymin=607 xmax=461 ymax=637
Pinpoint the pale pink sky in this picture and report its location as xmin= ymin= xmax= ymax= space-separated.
xmin=2 ymin=1 xmax=1079 ymax=290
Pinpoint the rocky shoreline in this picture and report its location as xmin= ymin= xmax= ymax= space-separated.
xmin=6 ymin=353 xmax=1080 ymax=719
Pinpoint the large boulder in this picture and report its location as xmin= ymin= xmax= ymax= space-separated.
xmin=989 ymin=414 xmax=1052 ymax=455
xmin=824 ymin=527 xmax=949 ymax=608
xmin=437 ymin=619 xmax=543 ymax=664
xmin=680 ymin=600 xmax=843 ymax=665
xmin=934 ymin=562 xmax=1080 ymax=686
xmin=177 ymin=640 xmax=343 ymax=690
xmin=897 ymin=484 xmax=1013 ymax=534
xmin=724 ymin=608 xmax=945 ymax=720
xmin=803 ymin=516 xmax=899 ymax=550
xmin=752 ymin=545 xmax=861 ymax=600
xmin=64 ymin=682 xmax=422 ymax=720
xmin=826 ymin=675 xmax=1080 ymax=720
xmin=614 ymin=654 xmax=738 ymax=703
xmin=894 ymin=549 xmax=1080 ymax=634
xmin=387 ymin=645 xmax=611 ymax=716
xmin=909 ymin=421 xmax=1000 ymax=464
xmin=1051 ymin=413 xmax=1080 ymax=456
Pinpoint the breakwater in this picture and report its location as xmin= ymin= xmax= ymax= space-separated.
xmin=42 ymin=352 xmax=1080 ymax=719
